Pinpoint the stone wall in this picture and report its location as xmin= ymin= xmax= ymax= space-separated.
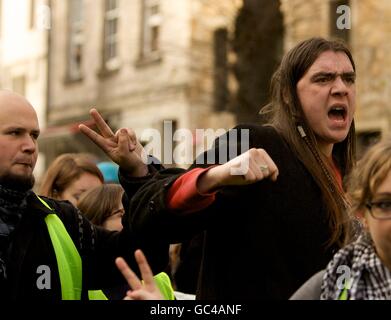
xmin=46 ymin=0 xmax=391 ymax=161
xmin=187 ymin=0 xmax=241 ymax=130
xmin=48 ymin=0 xmax=192 ymax=133
xmin=353 ymin=0 xmax=391 ymax=134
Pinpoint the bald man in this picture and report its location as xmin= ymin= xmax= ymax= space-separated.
xmin=0 ymin=91 xmax=38 ymax=191
xmin=0 ymin=91 xmax=168 ymax=300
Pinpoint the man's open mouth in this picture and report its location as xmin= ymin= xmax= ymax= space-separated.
xmin=328 ymin=104 xmax=347 ymax=122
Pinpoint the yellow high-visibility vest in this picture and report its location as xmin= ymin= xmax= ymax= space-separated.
xmin=38 ymin=195 xmax=174 ymax=300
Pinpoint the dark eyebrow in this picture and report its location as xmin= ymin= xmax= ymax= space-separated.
xmin=341 ymin=72 xmax=356 ymax=79
xmin=5 ymin=126 xmax=25 ymax=132
xmin=311 ymin=71 xmax=356 ymax=80
xmin=312 ymin=72 xmax=334 ymax=77
xmin=5 ymin=127 xmax=40 ymax=135
xmin=311 ymin=71 xmax=356 ymax=81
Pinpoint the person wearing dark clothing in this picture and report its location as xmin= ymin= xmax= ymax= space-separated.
xmin=128 ymin=125 xmax=341 ymax=299
xmin=2 ymin=193 xmax=166 ymax=300
xmin=0 ymin=91 xmax=168 ymax=300
xmin=173 ymin=233 xmax=204 ymax=294
xmin=125 ymin=38 xmax=357 ymax=299
xmin=119 ymin=156 xmax=204 ymax=295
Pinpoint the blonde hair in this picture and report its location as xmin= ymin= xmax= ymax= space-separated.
xmin=39 ymin=153 xmax=104 ymax=198
xmin=345 ymin=137 xmax=391 ymax=242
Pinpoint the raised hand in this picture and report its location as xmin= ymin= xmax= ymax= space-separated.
xmin=116 ymin=250 xmax=164 ymax=300
xmin=79 ymin=108 xmax=148 ymax=177
xmin=197 ymin=148 xmax=279 ymax=194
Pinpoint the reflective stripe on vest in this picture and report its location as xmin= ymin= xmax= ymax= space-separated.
xmin=338 ymin=278 xmax=352 ymax=300
xmin=89 ymin=272 xmax=175 ymax=300
xmin=88 ymin=289 xmax=108 ymax=300
xmin=338 ymin=286 xmax=349 ymax=300
xmin=37 ymin=196 xmax=83 ymax=300
xmin=153 ymin=272 xmax=176 ymax=300
xmin=37 ymin=196 xmax=175 ymax=300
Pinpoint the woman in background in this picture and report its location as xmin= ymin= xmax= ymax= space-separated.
xmin=78 ymin=184 xmax=175 ymax=300
xmin=291 ymin=138 xmax=391 ymax=300
xmin=39 ymin=153 xmax=103 ymax=206
xmin=321 ymin=138 xmax=391 ymax=300
xmin=78 ymin=184 xmax=125 ymax=232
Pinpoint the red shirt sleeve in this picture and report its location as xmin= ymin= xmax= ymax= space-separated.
xmin=166 ymin=167 xmax=218 ymax=214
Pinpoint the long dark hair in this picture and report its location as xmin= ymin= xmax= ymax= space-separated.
xmin=262 ymin=37 xmax=356 ymax=247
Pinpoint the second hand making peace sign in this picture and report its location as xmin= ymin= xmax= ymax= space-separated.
xmin=116 ymin=250 xmax=164 ymax=300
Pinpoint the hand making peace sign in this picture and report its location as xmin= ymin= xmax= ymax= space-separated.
xmin=116 ymin=250 xmax=164 ymax=300
xmin=79 ymin=108 xmax=149 ymax=177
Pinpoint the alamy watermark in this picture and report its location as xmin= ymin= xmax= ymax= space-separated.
xmin=336 ymin=265 xmax=353 ymax=290
xmin=36 ymin=265 xmax=51 ymax=290
xmin=336 ymin=5 xmax=351 ymax=30
xmin=140 ymin=122 xmax=250 ymax=174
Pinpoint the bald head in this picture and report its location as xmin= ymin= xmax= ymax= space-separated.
xmin=0 ymin=90 xmax=39 ymax=191
xmin=0 ymin=90 xmax=37 ymax=117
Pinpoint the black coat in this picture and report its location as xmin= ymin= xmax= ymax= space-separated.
xmin=128 ymin=124 xmax=339 ymax=299
xmin=2 ymin=186 xmax=168 ymax=300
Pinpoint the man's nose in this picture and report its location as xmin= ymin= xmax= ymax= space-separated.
xmin=331 ymin=76 xmax=348 ymax=97
xmin=21 ymin=135 xmax=37 ymax=153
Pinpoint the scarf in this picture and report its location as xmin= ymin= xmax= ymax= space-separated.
xmin=321 ymin=234 xmax=391 ymax=300
xmin=0 ymin=184 xmax=32 ymax=281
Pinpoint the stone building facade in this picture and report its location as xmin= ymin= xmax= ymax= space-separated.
xmin=40 ymin=0 xmax=391 ymax=165
xmin=0 ymin=0 xmax=50 ymax=177
xmin=41 ymin=0 xmax=242 ymax=166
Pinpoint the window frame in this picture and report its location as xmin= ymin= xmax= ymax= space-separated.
xmin=102 ymin=0 xmax=120 ymax=72
xmin=66 ymin=0 xmax=85 ymax=82
xmin=137 ymin=0 xmax=162 ymax=65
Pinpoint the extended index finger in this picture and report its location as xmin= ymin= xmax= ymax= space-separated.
xmin=115 ymin=257 xmax=143 ymax=291
xmin=89 ymin=108 xmax=114 ymax=138
xmin=79 ymin=124 xmax=111 ymax=153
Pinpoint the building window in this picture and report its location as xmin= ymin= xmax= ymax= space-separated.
xmin=12 ymin=76 xmax=26 ymax=96
xmin=140 ymin=0 xmax=162 ymax=61
xmin=213 ymin=28 xmax=229 ymax=112
xmin=29 ymin=0 xmax=36 ymax=29
xmin=67 ymin=0 xmax=84 ymax=81
xmin=102 ymin=0 xmax=120 ymax=71
xmin=329 ymin=0 xmax=350 ymax=43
